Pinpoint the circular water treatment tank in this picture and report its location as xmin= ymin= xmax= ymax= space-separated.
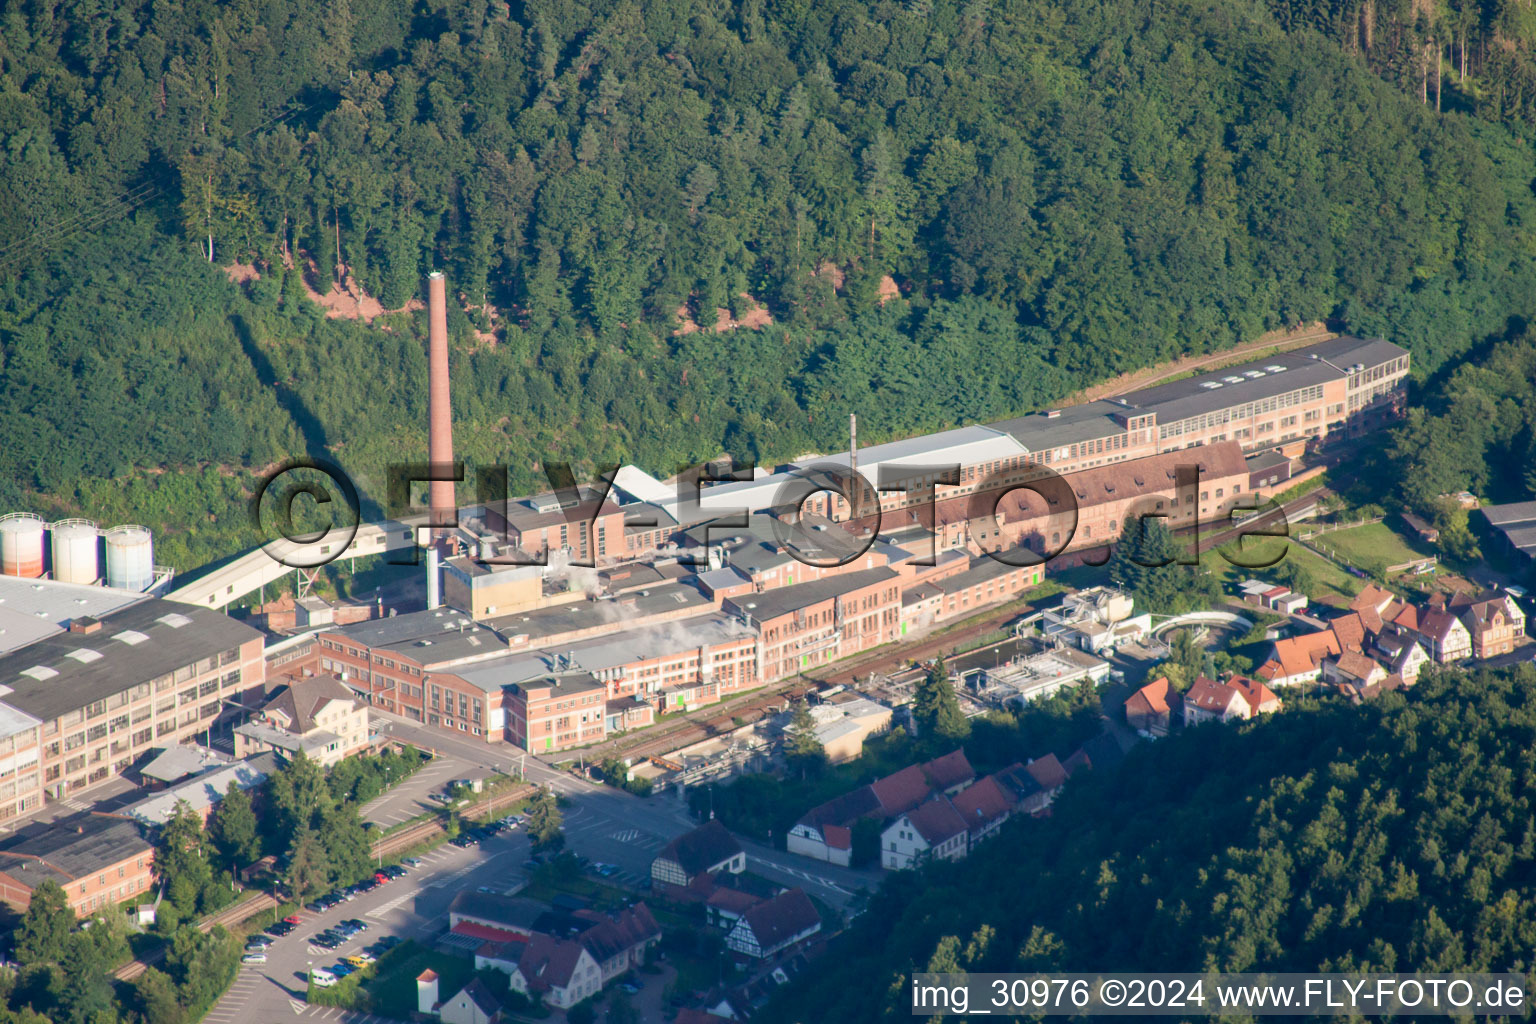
xmin=0 ymin=514 xmax=46 ymax=578
xmin=104 ymin=525 xmax=154 ymax=591
xmin=50 ymin=520 xmax=99 ymax=585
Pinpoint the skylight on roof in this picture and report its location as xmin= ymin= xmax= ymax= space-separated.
xmin=21 ymin=666 xmax=58 ymax=680
xmin=1200 ymin=381 xmax=1223 ymax=389
xmin=1223 ymin=376 xmax=1244 ymax=384
xmin=156 ymin=613 xmax=193 ymax=629
xmin=113 ymin=630 xmax=149 ymax=646
xmin=66 ymin=649 xmax=103 ymax=663
xmin=1265 ymin=364 xmax=1287 ymax=372
xmin=1244 ymin=370 xmax=1265 ymax=378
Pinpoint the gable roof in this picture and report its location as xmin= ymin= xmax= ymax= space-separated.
xmin=655 ymin=820 xmax=742 ymax=878
xmin=739 ymin=889 xmax=820 ymax=950
xmin=1419 ymin=609 xmax=1468 ymax=642
xmin=902 ymin=796 xmax=970 ymax=845
xmin=992 ymin=762 xmax=1044 ymax=804
xmin=1125 ymin=676 xmax=1176 ymax=718
xmin=259 ymin=674 xmax=361 ymax=734
xmin=918 ymin=749 xmax=975 ymax=791
xmin=1266 ymin=630 xmax=1342 ymax=679
xmin=514 ymin=933 xmax=591 ymax=992
xmin=576 ymin=904 xmax=660 ymax=964
xmin=1328 ymin=611 xmax=1368 ymax=652
xmin=950 ymin=775 xmax=1015 ymax=830
xmin=453 ymin=978 xmax=502 ymax=1020
xmin=1228 ymin=676 xmax=1280 ymax=711
xmin=1186 ymin=676 xmax=1245 ymax=716
xmin=1334 ymin=649 xmax=1383 ymax=682
xmin=1024 ymin=753 xmax=1067 ymax=791
xmin=1078 ymin=732 xmax=1127 ymax=770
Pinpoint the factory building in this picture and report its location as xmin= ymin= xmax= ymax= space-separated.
xmin=0 ymin=598 xmax=264 ymax=821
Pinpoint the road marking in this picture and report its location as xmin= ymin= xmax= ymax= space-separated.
xmin=291 ymin=1001 xmax=305 ymax=1015
xmin=366 ymin=893 xmax=413 ymax=917
xmin=609 ymin=828 xmax=643 ymax=842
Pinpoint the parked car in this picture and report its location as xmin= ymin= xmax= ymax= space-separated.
xmin=310 ymin=970 xmax=337 ymax=988
xmin=331 ymin=963 xmax=355 ymax=978
xmin=375 ymin=935 xmax=402 ymax=950
xmin=620 ymin=981 xmax=642 ymax=994
xmin=246 ymin=934 xmax=273 ymax=947
xmin=342 ymin=919 xmax=369 ymax=932
xmin=283 ymin=914 xmax=303 ymax=925
xmin=304 ymin=900 xmax=326 ymax=913
xmin=269 ymin=921 xmax=296 ymax=937
xmin=402 ymin=857 xmax=422 ymax=867
xmin=345 ymin=953 xmax=376 ymax=967
xmin=241 ymin=952 xmax=267 ymax=964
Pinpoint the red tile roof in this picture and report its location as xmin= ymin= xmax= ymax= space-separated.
xmin=1024 ymin=753 xmax=1067 ymax=791
xmin=1186 ymin=676 xmax=1244 ymax=716
xmin=1267 ymin=630 xmax=1342 ymax=679
xmin=822 ymin=824 xmax=852 ymax=850
xmin=951 ymin=776 xmax=1014 ymax=830
xmin=1125 ymin=676 xmax=1175 ymax=718
xmin=919 ymin=749 xmax=976 ymax=792
xmin=903 ymin=796 xmax=970 ymax=845
xmin=1228 ymin=676 xmax=1280 ymax=712
xmin=739 ymin=889 xmax=821 ymax=953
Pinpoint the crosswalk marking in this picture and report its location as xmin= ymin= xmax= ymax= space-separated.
xmin=609 ymin=828 xmax=643 ymax=842
xmin=365 ymin=893 xmax=413 ymax=918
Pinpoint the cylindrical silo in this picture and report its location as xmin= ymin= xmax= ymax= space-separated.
xmin=50 ymin=519 xmax=99 ymax=585
xmin=0 ymin=514 xmax=46 ymax=578
xmin=104 ymin=525 xmax=154 ymax=591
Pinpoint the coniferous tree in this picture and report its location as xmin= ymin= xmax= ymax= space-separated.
xmin=912 ymin=660 xmax=970 ymax=742
xmin=783 ymin=701 xmax=827 ymax=779
xmin=208 ymin=782 xmax=260 ymax=874
xmin=15 ymin=880 xmax=74 ymax=965
xmin=524 ymin=787 xmax=563 ymax=849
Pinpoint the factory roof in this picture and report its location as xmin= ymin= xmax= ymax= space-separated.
xmin=0 ymin=813 xmax=151 ymax=889
xmin=791 ymin=425 xmax=1028 ymax=476
xmin=1116 ymin=336 xmax=1407 ymax=426
xmin=0 ymin=575 xmax=149 ymax=656
xmin=456 ymin=615 xmax=754 ymax=688
xmin=612 ymin=465 xmax=675 ymax=506
xmin=326 ymin=608 xmax=510 ymax=669
xmin=327 ymin=607 xmax=480 ymax=646
xmin=988 ymin=400 xmax=1129 ymax=455
xmin=1243 ymin=449 xmax=1293 ymax=474
xmin=722 ymin=567 xmax=898 ymax=623
xmin=932 ymin=555 xmax=1040 ymax=594
xmin=0 ymin=598 xmax=262 ymax=723
xmin=486 ymin=488 xmax=623 ymax=532
xmin=1482 ymin=501 xmax=1536 ymax=529
xmin=141 ymin=745 xmax=228 ymax=784
xmin=485 ymin=582 xmax=711 ymax=644
xmin=126 ymin=753 xmax=279 ymax=826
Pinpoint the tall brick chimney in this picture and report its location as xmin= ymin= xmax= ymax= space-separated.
xmin=427 ymin=272 xmax=455 ymax=535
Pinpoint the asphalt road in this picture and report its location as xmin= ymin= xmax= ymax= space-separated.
xmin=368 ymin=708 xmax=878 ymax=910
xmin=204 ymin=831 xmax=536 ymax=1024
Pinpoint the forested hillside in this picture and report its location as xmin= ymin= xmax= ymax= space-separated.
xmin=4 ymin=0 xmax=1536 ymax=568
xmin=765 ymin=664 xmax=1536 ymax=1022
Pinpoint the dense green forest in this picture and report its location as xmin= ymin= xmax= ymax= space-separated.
xmin=765 ymin=664 xmax=1536 ymax=1021
xmin=5 ymin=0 xmax=1536 ymax=571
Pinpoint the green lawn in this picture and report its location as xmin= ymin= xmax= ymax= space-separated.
xmin=362 ymin=942 xmax=481 ymax=1017
xmin=1314 ymin=522 xmax=1432 ymax=572
xmin=1202 ymin=540 xmax=1363 ymax=604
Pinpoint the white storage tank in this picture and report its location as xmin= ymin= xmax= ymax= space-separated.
xmin=104 ymin=525 xmax=154 ymax=591
xmin=50 ymin=519 xmax=99 ymax=585
xmin=0 ymin=514 xmax=46 ymax=578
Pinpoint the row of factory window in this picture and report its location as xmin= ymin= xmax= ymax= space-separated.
xmin=1159 ymin=385 xmax=1327 ymax=439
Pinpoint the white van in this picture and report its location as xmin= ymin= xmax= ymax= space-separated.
xmin=311 ymin=970 xmax=337 ymax=988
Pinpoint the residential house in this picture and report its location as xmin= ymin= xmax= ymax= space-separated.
xmin=1257 ymin=630 xmax=1343 ymax=687
xmin=1183 ymin=676 xmax=1252 ymax=726
xmin=1324 ymin=649 xmax=1385 ymax=689
xmin=1372 ymin=633 xmax=1430 ymax=684
xmin=950 ymin=774 xmax=1016 ymax=846
xmin=650 ymin=821 xmax=744 ymax=894
xmin=725 ymin=888 xmax=821 ymax=959
xmin=573 ymin=904 xmax=662 ymax=985
xmin=1228 ymin=677 xmax=1282 ymax=716
xmin=233 ymin=674 xmax=370 ymax=767
xmin=880 ymin=796 xmax=970 ymax=870
xmin=438 ymin=979 xmax=502 ymax=1024
xmin=787 ymin=750 xmax=974 ymax=865
xmin=1461 ymin=595 xmax=1526 ymax=659
xmin=508 ymin=934 xmax=601 ymax=1009
xmin=1400 ymin=607 xmax=1468 ymax=666
xmin=1124 ymin=677 xmax=1180 ymax=736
